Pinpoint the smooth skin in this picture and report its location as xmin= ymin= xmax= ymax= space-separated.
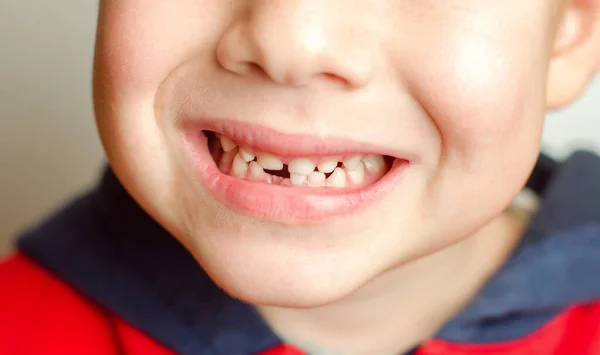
xmin=93 ymin=1 xmax=600 ymax=353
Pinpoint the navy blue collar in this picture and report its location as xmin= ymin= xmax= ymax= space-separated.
xmin=18 ymin=151 xmax=600 ymax=353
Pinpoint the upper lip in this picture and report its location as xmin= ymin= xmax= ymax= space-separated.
xmin=181 ymin=117 xmax=410 ymax=159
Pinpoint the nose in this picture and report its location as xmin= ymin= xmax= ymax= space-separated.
xmin=216 ymin=0 xmax=374 ymax=88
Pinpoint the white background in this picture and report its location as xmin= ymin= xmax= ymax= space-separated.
xmin=1 ymin=1 xmax=599 ymax=255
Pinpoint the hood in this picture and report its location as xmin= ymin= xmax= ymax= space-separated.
xmin=18 ymin=151 xmax=600 ymax=354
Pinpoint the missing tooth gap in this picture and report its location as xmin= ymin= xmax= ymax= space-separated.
xmin=265 ymin=165 xmax=290 ymax=178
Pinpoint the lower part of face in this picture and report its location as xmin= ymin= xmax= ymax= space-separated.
xmin=94 ymin=0 xmax=558 ymax=307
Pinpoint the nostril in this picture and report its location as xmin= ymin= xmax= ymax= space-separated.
xmin=321 ymin=72 xmax=351 ymax=87
xmin=223 ymin=58 xmax=269 ymax=80
xmin=244 ymin=62 xmax=268 ymax=78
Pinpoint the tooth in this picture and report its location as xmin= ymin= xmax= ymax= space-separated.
xmin=326 ymin=168 xmax=346 ymax=188
xmin=317 ymin=159 xmax=338 ymax=174
xmin=239 ymin=147 xmax=255 ymax=163
xmin=231 ymin=154 xmax=248 ymax=178
xmin=288 ymin=158 xmax=316 ymax=175
xmin=342 ymin=155 xmax=362 ymax=171
xmin=361 ymin=154 xmax=385 ymax=174
xmin=219 ymin=148 xmax=238 ymax=173
xmin=290 ymin=174 xmax=307 ymax=186
xmin=249 ymin=161 xmax=264 ymax=180
xmin=308 ymin=171 xmax=326 ymax=186
xmin=271 ymin=176 xmax=284 ymax=185
xmin=257 ymin=153 xmax=284 ymax=170
xmin=220 ymin=135 xmax=237 ymax=152
xmin=345 ymin=162 xmax=365 ymax=184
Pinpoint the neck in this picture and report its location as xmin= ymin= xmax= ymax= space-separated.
xmin=258 ymin=205 xmax=533 ymax=355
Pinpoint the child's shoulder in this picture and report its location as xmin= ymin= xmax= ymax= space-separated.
xmin=426 ymin=150 xmax=600 ymax=354
xmin=0 ymin=252 xmax=175 ymax=355
xmin=0 ymin=253 xmax=115 ymax=354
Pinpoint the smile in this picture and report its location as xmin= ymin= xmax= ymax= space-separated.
xmin=180 ymin=119 xmax=410 ymax=223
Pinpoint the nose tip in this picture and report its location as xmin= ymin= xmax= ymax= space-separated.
xmin=216 ymin=10 xmax=373 ymax=89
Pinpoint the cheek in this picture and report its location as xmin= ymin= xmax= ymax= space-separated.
xmin=93 ymin=1 xmax=227 ymax=166
xmin=431 ymin=41 xmax=544 ymax=152
xmin=92 ymin=1 xmax=230 ymax=238
xmin=95 ymin=1 xmax=225 ymax=98
xmin=407 ymin=23 xmax=550 ymax=175
xmin=398 ymin=14 xmax=553 ymax=238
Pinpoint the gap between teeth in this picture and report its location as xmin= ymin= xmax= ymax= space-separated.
xmin=217 ymin=133 xmax=386 ymax=188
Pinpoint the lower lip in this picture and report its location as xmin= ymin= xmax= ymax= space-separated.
xmin=181 ymin=131 xmax=409 ymax=224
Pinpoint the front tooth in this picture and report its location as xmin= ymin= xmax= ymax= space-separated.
xmin=342 ymin=155 xmax=362 ymax=171
xmin=308 ymin=171 xmax=326 ymax=186
xmin=288 ymin=158 xmax=316 ymax=175
xmin=257 ymin=153 xmax=284 ymax=170
xmin=239 ymin=147 xmax=255 ymax=162
xmin=249 ymin=161 xmax=264 ymax=180
xmin=232 ymin=154 xmax=248 ymax=178
xmin=361 ymin=154 xmax=385 ymax=173
xmin=326 ymin=168 xmax=346 ymax=188
xmin=220 ymin=135 xmax=237 ymax=152
xmin=317 ymin=159 xmax=338 ymax=174
xmin=290 ymin=174 xmax=307 ymax=186
xmin=345 ymin=162 xmax=365 ymax=184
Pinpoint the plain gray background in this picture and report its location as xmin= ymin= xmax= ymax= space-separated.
xmin=1 ymin=1 xmax=599 ymax=256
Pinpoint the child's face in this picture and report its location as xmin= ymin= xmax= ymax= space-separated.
xmin=94 ymin=1 xmax=580 ymax=306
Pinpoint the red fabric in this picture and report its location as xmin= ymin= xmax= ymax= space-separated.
xmin=257 ymin=344 xmax=305 ymax=355
xmin=0 ymin=253 xmax=174 ymax=355
xmin=1 ymin=252 xmax=599 ymax=355
xmin=416 ymin=303 xmax=600 ymax=355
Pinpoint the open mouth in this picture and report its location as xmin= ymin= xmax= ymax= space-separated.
xmin=205 ymin=130 xmax=395 ymax=189
xmin=180 ymin=119 xmax=409 ymax=222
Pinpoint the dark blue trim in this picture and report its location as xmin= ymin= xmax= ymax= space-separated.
xmin=437 ymin=225 xmax=600 ymax=342
xmin=522 ymin=151 xmax=600 ymax=245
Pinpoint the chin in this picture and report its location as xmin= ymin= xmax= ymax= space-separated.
xmin=187 ymin=226 xmax=377 ymax=308
xmin=211 ymin=262 xmax=365 ymax=308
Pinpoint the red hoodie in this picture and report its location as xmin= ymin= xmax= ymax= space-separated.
xmin=2 ymin=151 xmax=600 ymax=355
